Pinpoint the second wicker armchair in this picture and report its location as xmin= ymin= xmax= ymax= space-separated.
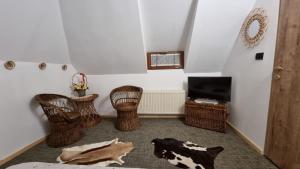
xmin=110 ymin=85 xmax=143 ymax=131
xmin=35 ymin=94 xmax=84 ymax=147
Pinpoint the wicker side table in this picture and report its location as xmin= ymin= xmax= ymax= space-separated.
xmin=71 ymin=94 xmax=101 ymax=128
xmin=185 ymin=100 xmax=229 ymax=133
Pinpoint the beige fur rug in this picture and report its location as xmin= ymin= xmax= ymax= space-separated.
xmin=57 ymin=138 xmax=134 ymax=167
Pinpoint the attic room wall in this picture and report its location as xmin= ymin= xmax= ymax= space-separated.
xmin=0 ymin=0 xmax=75 ymax=161
xmin=0 ymin=62 xmax=76 ymax=161
xmin=139 ymin=0 xmax=195 ymax=52
xmin=58 ymin=0 xmax=213 ymax=115
xmin=222 ymin=0 xmax=280 ymax=151
xmin=60 ymin=0 xmax=258 ymax=116
xmin=0 ymin=0 xmax=70 ymax=63
xmin=185 ymin=0 xmax=255 ymax=73
xmin=58 ymin=0 xmax=258 ymax=75
xmin=59 ymin=0 xmax=147 ymax=75
xmin=87 ymin=71 xmax=221 ymax=116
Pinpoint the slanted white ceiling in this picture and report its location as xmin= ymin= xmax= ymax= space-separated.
xmin=139 ymin=0 xmax=196 ymax=52
xmin=0 ymin=0 xmax=70 ymax=63
xmin=59 ymin=0 xmax=147 ymax=75
xmin=0 ymin=0 xmax=256 ymax=74
xmin=185 ymin=0 xmax=255 ymax=72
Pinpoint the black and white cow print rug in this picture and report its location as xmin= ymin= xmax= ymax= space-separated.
xmin=151 ymin=138 xmax=224 ymax=169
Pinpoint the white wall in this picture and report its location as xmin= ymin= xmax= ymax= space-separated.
xmin=57 ymin=0 xmax=256 ymax=75
xmin=222 ymin=0 xmax=280 ymax=151
xmin=0 ymin=0 xmax=70 ymax=64
xmin=87 ymin=70 xmax=221 ymax=116
xmin=0 ymin=61 xmax=76 ymax=160
xmin=59 ymin=0 xmax=147 ymax=75
xmin=185 ymin=0 xmax=255 ymax=73
xmin=139 ymin=0 xmax=195 ymax=52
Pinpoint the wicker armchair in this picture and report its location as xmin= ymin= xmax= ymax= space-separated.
xmin=110 ymin=86 xmax=143 ymax=131
xmin=35 ymin=94 xmax=84 ymax=147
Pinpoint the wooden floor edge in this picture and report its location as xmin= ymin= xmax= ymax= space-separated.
xmin=227 ymin=122 xmax=264 ymax=155
xmin=0 ymin=136 xmax=47 ymax=166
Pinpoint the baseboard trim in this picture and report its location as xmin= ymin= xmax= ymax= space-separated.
xmin=140 ymin=114 xmax=184 ymax=118
xmin=102 ymin=114 xmax=184 ymax=119
xmin=227 ymin=122 xmax=263 ymax=155
xmin=0 ymin=136 xmax=46 ymax=166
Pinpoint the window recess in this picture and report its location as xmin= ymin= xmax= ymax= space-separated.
xmin=147 ymin=51 xmax=184 ymax=70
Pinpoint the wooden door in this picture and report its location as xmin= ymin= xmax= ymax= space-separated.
xmin=265 ymin=0 xmax=300 ymax=168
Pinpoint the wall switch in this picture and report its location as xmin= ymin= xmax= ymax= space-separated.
xmin=255 ymin=53 xmax=264 ymax=60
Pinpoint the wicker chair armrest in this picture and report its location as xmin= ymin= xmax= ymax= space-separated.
xmin=110 ymin=92 xmax=119 ymax=109
xmin=136 ymin=87 xmax=143 ymax=105
xmin=110 ymin=97 xmax=117 ymax=109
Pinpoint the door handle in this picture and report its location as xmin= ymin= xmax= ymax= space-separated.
xmin=274 ymin=74 xmax=281 ymax=80
xmin=274 ymin=66 xmax=284 ymax=71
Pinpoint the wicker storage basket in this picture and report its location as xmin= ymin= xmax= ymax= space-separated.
xmin=185 ymin=100 xmax=229 ymax=133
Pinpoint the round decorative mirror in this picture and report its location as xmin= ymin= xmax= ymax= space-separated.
xmin=248 ymin=20 xmax=260 ymax=38
xmin=241 ymin=8 xmax=268 ymax=48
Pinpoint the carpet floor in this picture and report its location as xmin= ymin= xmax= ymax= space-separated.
xmin=1 ymin=119 xmax=277 ymax=169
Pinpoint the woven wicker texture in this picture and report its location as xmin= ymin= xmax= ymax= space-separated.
xmin=35 ymin=94 xmax=84 ymax=147
xmin=185 ymin=100 xmax=228 ymax=133
xmin=71 ymin=94 xmax=101 ymax=128
xmin=110 ymin=86 xmax=143 ymax=131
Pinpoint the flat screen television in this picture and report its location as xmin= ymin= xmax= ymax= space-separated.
xmin=188 ymin=77 xmax=232 ymax=102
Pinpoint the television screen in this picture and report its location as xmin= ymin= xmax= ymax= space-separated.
xmin=188 ymin=77 xmax=232 ymax=102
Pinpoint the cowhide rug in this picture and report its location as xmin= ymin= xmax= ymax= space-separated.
xmin=151 ymin=138 xmax=224 ymax=169
xmin=57 ymin=138 xmax=134 ymax=166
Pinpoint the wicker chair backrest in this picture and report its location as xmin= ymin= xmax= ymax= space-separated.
xmin=110 ymin=86 xmax=143 ymax=109
xmin=35 ymin=94 xmax=77 ymax=123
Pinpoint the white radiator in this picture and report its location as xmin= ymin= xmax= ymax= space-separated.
xmin=138 ymin=90 xmax=186 ymax=114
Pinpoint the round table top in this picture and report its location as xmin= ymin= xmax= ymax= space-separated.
xmin=71 ymin=94 xmax=99 ymax=102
